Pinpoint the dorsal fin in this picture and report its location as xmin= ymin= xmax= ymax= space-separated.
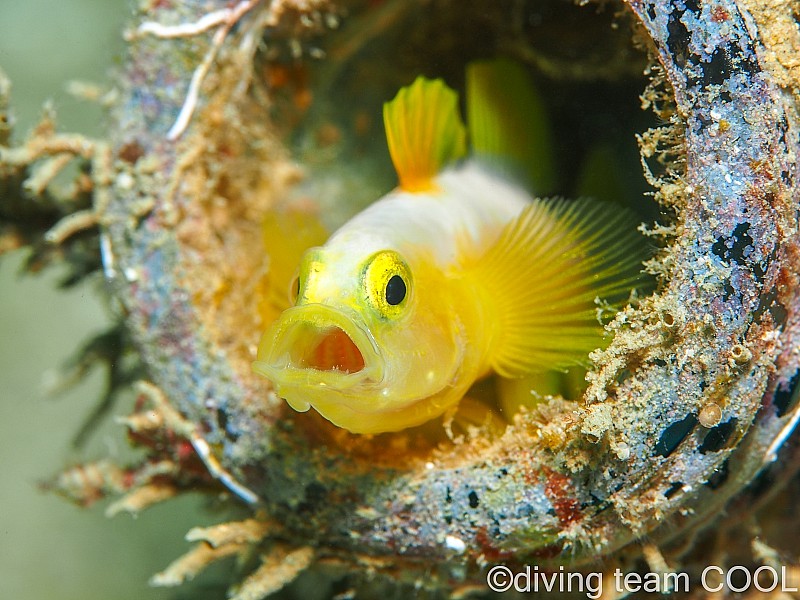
xmin=466 ymin=59 xmax=556 ymax=194
xmin=383 ymin=76 xmax=467 ymax=193
xmin=470 ymin=198 xmax=653 ymax=377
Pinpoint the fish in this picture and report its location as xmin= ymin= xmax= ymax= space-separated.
xmin=253 ymin=60 xmax=651 ymax=434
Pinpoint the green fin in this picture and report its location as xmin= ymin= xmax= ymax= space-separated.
xmin=466 ymin=59 xmax=556 ymax=193
xmin=497 ymin=366 xmax=589 ymax=416
xmin=383 ymin=76 xmax=467 ymax=192
xmin=472 ymin=199 xmax=652 ymax=378
xmin=497 ymin=371 xmax=563 ymax=417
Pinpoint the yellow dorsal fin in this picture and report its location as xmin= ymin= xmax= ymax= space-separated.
xmin=383 ymin=76 xmax=467 ymax=192
xmin=466 ymin=59 xmax=556 ymax=194
xmin=471 ymin=199 xmax=652 ymax=377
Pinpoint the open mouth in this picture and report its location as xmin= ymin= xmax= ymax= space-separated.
xmin=293 ymin=324 xmax=365 ymax=373
xmin=253 ymin=303 xmax=381 ymax=390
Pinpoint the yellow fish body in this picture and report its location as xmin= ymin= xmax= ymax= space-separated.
xmin=254 ymin=62 xmax=649 ymax=434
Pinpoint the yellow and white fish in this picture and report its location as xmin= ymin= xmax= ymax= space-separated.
xmin=254 ymin=61 xmax=650 ymax=434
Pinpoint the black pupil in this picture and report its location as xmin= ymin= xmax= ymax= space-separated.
xmin=385 ymin=275 xmax=406 ymax=306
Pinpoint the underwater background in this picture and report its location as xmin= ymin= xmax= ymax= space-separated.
xmin=0 ymin=2 xmax=226 ymax=598
xmin=3 ymin=1 xmax=799 ymax=598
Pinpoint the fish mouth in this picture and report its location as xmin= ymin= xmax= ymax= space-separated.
xmin=253 ymin=304 xmax=383 ymax=408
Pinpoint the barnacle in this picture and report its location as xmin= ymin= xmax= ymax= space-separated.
xmin=3 ymin=0 xmax=800 ymax=598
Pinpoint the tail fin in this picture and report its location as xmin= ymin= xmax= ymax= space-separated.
xmin=466 ymin=59 xmax=556 ymax=194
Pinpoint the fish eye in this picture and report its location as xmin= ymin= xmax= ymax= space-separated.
xmin=385 ymin=274 xmax=406 ymax=305
xmin=364 ymin=250 xmax=411 ymax=318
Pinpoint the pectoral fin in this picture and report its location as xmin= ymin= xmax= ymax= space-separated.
xmin=383 ymin=76 xmax=467 ymax=192
xmin=472 ymin=199 xmax=652 ymax=377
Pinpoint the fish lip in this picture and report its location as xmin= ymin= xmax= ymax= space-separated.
xmin=253 ymin=303 xmax=383 ymax=390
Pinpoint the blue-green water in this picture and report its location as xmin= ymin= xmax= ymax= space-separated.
xmin=0 ymin=3 xmax=221 ymax=599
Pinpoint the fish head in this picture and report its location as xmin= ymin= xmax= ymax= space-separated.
xmin=253 ymin=244 xmax=467 ymax=432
